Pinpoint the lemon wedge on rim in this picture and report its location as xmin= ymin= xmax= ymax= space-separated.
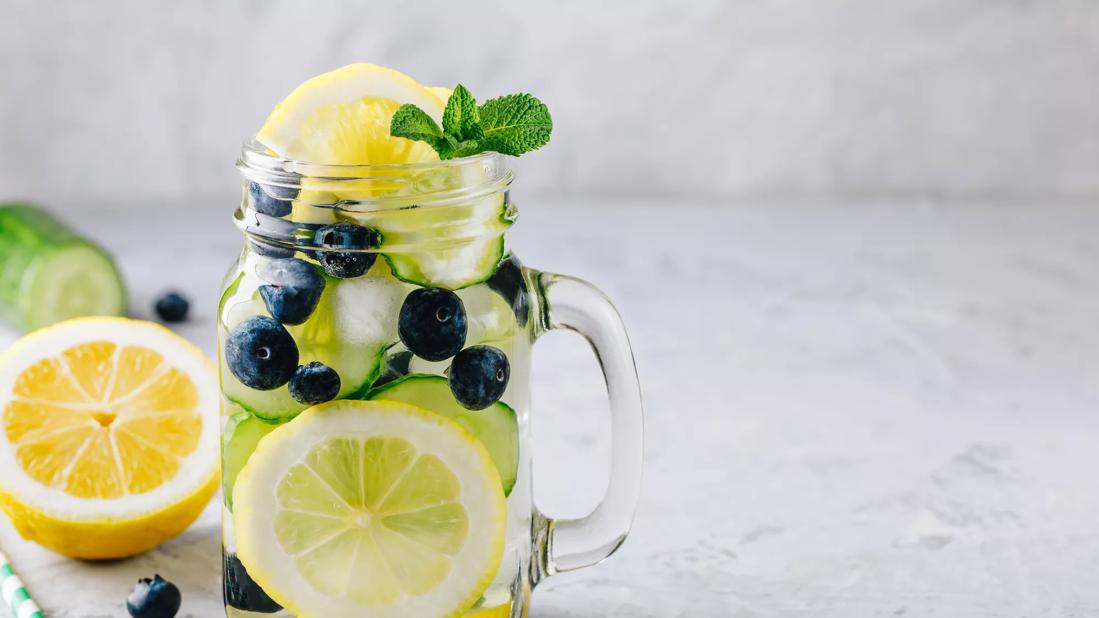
xmin=257 ymin=63 xmax=446 ymax=165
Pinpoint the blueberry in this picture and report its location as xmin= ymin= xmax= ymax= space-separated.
xmin=249 ymin=239 xmax=295 ymax=259
xmin=248 ymin=181 xmax=295 ymax=218
xmin=224 ymin=554 xmax=281 ymax=614
xmin=373 ymin=350 xmax=414 ymax=388
xmin=225 ymin=317 xmax=299 ymax=390
xmin=154 ymin=292 xmax=189 ymax=323
xmin=258 ymin=258 xmax=325 ymax=325
xmin=288 ymin=361 xmax=341 ymax=404
xmin=314 ymin=223 xmax=381 ymax=278
xmin=398 ymin=288 xmax=467 ymax=361
xmin=126 ymin=574 xmax=181 ymax=618
xmin=449 ymin=345 xmax=510 ymax=410
xmin=486 ymin=254 xmax=529 ymax=327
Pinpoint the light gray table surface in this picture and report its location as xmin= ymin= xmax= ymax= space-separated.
xmin=1 ymin=200 xmax=1097 ymax=617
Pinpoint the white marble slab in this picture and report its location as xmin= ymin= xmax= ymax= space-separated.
xmin=1 ymin=201 xmax=1098 ymax=617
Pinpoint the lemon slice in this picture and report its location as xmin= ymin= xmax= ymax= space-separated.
xmin=233 ymin=400 xmax=505 ymax=618
xmin=257 ymin=63 xmax=446 ymax=165
xmin=0 ymin=317 xmax=218 ymax=559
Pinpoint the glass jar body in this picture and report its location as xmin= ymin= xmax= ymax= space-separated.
xmin=220 ymin=169 xmax=537 ymax=617
xmin=221 ymin=146 xmax=643 ymax=618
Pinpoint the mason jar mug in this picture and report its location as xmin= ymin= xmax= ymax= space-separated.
xmin=220 ymin=141 xmax=643 ymax=618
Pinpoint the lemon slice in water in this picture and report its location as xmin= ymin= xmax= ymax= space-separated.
xmin=233 ymin=400 xmax=506 ymax=618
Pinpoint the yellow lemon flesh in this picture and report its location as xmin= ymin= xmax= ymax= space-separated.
xmin=233 ymin=400 xmax=506 ymax=618
xmin=257 ymin=63 xmax=445 ymax=166
xmin=0 ymin=318 xmax=218 ymax=559
xmin=256 ymin=63 xmax=448 ymax=216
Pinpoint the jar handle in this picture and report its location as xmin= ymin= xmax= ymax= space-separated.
xmin=530 ymin=272 xmax=644 ymax=583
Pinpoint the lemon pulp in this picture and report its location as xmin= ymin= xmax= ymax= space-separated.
xmin=233 ymin=401 xmax=506 ymax=618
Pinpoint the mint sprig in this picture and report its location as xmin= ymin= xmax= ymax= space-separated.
xmin=391 ymin=84 xmax=552 ymax=159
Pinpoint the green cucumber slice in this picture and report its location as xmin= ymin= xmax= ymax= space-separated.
xmin=344 ymin=192 xmax=512 ymax=290
xmin=383 ymin=236 xmax=504 ymax=291
xmin=219 ymin=262 xmax=407 ymax=422
xmin=368 ymin=374 xmax=518 ymax=495
xmin=222 ymin=410 xmax=278 ymax=509
xmin=0 ymin=204 xmax=127 ymax=331
xmin=27 ymin=244 xmax=127 ymax=330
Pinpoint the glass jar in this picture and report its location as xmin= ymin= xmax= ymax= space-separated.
xmin=220 ymin=140 xmax=643 ymax=618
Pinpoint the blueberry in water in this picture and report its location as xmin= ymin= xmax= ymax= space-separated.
xmin=224 ymin=554 xmax=281 ymax=614
xmin=249 ymin=239 xmax=295 ymax=259
xmin=448 ymin=345 xmax=510 ymax=410
xmin=154 ymin=292 xmax=190 ymax=323
xmin=486 ymin=253 xmax=529 ymax=327
xmin=126 ymin=574 xmax=181 ymax=618
xmin=314 ymin=223 xmax=381 ymax=278
xmin=225 ymin=316 xmax=299 ymax=390
xmin=373 ymin=350 xmax=414 ymax=388
xmin=258 ymin=258 xmax=325 ymax=325
xmin=398 ymin=288 xmax=467 ymax=361
xmin=248 ymin=181 xmax=295 ymax=218
xmin=288 ymin=361 xmax=341 ymax=404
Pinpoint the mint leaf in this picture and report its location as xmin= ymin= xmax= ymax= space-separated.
xmin=442 ymin=84 xmax=484 ymax=143
xmin=389 ymin=88 xmax=552 ymax=160
xmin=478 ymin=94 xmax=552 ymax=156
xmin=390 ymin=104 xmax=450 ymax=156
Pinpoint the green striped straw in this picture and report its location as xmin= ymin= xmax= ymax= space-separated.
xmin=0 ymin=551 xmax=43 ymax=618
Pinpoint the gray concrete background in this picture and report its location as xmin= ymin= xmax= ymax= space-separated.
xmin=2 ymin=0 xmax=1098 ymax=210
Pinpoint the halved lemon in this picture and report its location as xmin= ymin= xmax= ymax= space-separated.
xmin=0 ymin=317 xmax=218 ymax=559
xmin=233 ymin=400 xmax=506 ymax=618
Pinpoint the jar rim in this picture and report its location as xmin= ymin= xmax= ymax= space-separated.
xmin=238 ymin=137 xmax=507 ymax=174
xmin=237 ymin=137 xmax=514 ymax=212
xmin=234 ymin=137 xmax=517 ymax=253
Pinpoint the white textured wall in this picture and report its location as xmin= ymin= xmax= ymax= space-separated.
xmin=1 ymin=0 xmax=1098 ymax=209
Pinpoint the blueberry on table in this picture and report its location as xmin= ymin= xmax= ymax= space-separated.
xmin=289 ymin=361 xmax=341 ymax=404
xmin=373 ymin=350 xmax=414 ymax=388
xmin=126 ymin=574 xmax=181 ymax=618
xmin=224 ymin=554 xmax=282 ymax=614
xmin=258 ymin=258 xmax=325 ymax=325
xmin=154 ymin=292 xmax=190 ymax=323
xmin=486 ymin=254 xmax=530 ymax=327
xmin=399 ymin=288 xmax=467 ymax=361
xmin=225 ymin=316 xmax=299 ymax=390
xmin=314 ymin=222 xmax=381 ymax=278
xmin=248 ymin=181 xmax=295 ymax=218
xmin=448 ymin=345 xmax=510 ymax=410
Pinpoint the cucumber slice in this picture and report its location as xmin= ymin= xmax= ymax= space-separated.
xmin=368 ymin=374 xmax=518 ymax=495
xmin=26 ymin=244 xmax=127 ymax=330
xmin=346 ymin=192 xmax=512 ymax=290
xmin=222 ymin=410 xmax=278 ymax=509
xmin=383 ymin=236 xmax=504 ymax=291
xmin=219 ymin=262 xmax=407 ymax=421
xmin=0 ymin=205 xmax=127 ymax=331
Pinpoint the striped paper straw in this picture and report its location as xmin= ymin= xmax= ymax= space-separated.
xmin=0 ymin=551 xmax=43 ymax=618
